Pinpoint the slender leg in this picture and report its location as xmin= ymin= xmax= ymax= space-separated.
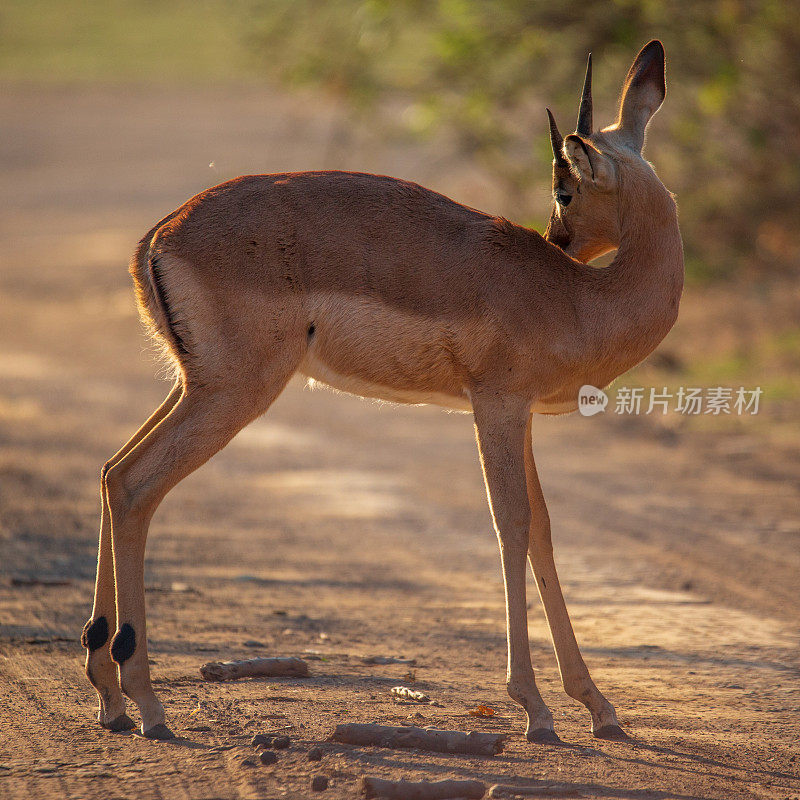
xmin=472 ymin=393 xmax=558 ymax=743
xmin=524 ymin=416 xmax=625 ymax=739
xmin=105 ymin=368 xmax=295 ymax=738
xmin=84 ymin=381 xmax=182 ymax=730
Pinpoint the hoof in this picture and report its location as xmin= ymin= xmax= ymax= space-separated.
xmin=141 ymin=723 xmax=175 ymax=740
xmin=593 ymin=724 xmax=629 ymax=741
xmin=526 ymin=727 xmax=562 ymax=744
xmin=103 ymin=713 xmax=136 ymax=732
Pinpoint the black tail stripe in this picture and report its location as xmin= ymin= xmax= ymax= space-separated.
xmin=148 ymin=253 xmax=190 ymax=357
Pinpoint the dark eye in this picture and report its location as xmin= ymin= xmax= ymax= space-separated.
xmin=556 ymin=190 xmax=572 ymax=207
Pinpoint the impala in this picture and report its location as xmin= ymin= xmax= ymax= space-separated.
xmin=83 ymin=40 xmax=682 ymax=742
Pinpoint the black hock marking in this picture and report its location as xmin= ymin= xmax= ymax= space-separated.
xmin=540 ymin=577 xmax=547 ymax=589
xmin=110 ymin=623 xmax=136 ymax=664
xmin=307 ymin=322 xmax=316 ymax=339
xmin=82 ymin=616 xmax=109 ymax=651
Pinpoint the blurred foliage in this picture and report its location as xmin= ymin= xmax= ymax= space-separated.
xmin=0 ymin=0 xmax=251 ymax=82
xmin=248 ymin=0 xmax=800 ymax=279
xmin=2 ymin=0 xmax=797 ymax=280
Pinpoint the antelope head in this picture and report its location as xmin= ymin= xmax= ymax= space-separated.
xmin=545 ymin=40 xmax=668 ymax=263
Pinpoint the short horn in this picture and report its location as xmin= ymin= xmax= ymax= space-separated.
xmin=576 ymin=52 xmax=593 ymax=136
xmin=546 ymin=108 xmax=567 ymax=167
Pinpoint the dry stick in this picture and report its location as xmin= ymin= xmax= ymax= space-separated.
xmin=361 ymin=656 xmax=417 ymax=665
xmin=488 ymin=784 xmax=584 ymax=798
xmin=331 ymin=723 xmax=505 ymax=756
xmin=361 ymin=776 xmax=486 ymax=799
xmin=199 ymin=656 xmax=309 ymax=682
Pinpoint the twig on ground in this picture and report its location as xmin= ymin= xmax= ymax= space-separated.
xmin=199 ymin=656 xmax=309 ymax=682
xmin=331 ymin=723 xmax=505 ymax=756
xmin=11 ymin=577 xmax=72 ymax=587
xmin=391 ymin=686 xmax=429 ymax=702
xmin=361 ymin=776 xmax=486 ymax=798
xmin=361 ymin=656 xmax=417 ymax=665
xmin=488 ymin=784 xmax=584 ymax=798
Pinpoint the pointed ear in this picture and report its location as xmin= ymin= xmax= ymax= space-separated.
xmin=615 ymin=40 xmax=666 ymax=152
xmin=564 ymin=134 xmax=616 ymax=190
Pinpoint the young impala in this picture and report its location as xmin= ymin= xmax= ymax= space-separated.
xmin=83 ymin=40 xmax=682 ymax=741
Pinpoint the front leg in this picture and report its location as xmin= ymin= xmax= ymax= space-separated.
xmin=523 ymin=424 xmax=626 ymax=739
xmin=473 ymin=393 xmax=558 ymax=743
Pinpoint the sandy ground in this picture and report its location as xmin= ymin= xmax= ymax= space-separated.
xmin=0 ymin=86 xmax=798 ymax=800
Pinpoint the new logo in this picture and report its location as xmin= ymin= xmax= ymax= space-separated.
xmin=578 ymin=385 xmax=608 ymax=416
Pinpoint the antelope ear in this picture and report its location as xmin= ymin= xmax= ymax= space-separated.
xmin=615 ymin=40 xmax=666 ymax=152
xmin=564 ymin=134 xmax=616 ymax=190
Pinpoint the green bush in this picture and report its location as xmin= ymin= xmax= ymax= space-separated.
xmin=248 ymin=0 xmax=800 ymax=280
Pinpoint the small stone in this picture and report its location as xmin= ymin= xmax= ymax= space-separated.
xmin=243 ymin=639 xmax=266 ymax=648
xmin=240 ymin=758 xmax=256 ymax=768
xmin=307 ymin=747 xmax=323 ymax=761
xmin=259 ymin=751 xmax=278 ymax=766
xmin=311 ymin=775 xmax=328 ymax=791
xmin=272 ymin=735 xmax=291 ymax=749
xmin=251 ymin=734 xmax=274 ymax=747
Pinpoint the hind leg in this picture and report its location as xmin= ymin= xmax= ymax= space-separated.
xmin=105 ymin=362 xmax=297 ymax=738
xmin=84 ymin=381 xmax=182 ymax=730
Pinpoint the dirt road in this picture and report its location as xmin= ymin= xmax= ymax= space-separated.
xmin=1 ymin=86 xmax=798 ymax=800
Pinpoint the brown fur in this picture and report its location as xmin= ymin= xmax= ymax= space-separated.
xmin=87 ymin=41 xmax=682 ymax=741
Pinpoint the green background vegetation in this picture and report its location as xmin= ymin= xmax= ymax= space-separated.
xmin=2 ymin=0 xmax=798 ymax=283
